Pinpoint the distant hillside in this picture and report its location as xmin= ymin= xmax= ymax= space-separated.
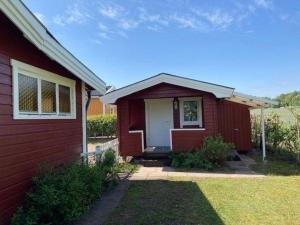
xmin=275 ymin=91 xmax=300 ymax=107
xmin=251 ymin=107 xmax=300 ymax=125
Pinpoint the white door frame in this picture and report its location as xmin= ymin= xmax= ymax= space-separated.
xmin=145 ymin=98 xmax=174 ymax=147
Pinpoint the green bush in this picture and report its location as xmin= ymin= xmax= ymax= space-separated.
xmin=11 ymin=150 xmax=117 ymax=225
xmin=171 ymin=136 xmax=234 ymax=170
xmin=251 ymin=112 xmax=300 ymax=162
xmin=87 ymin=115 xmax=117 ymax=137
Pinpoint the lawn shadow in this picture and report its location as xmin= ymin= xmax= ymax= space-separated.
xmin=104 ymin=180 xmax=224 ymax=225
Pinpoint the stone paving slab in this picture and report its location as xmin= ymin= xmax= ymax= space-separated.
xmin=130 ymin=166 xmax=265 ymax=180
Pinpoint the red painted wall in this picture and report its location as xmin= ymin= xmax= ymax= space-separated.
xmin=116 ymin=83 xmax=252 ymax=156
xmin=217 ymin=100 xmax=251 ymax=151
xmin=117 ymin=99 xmax=144 ymax=156
xmin=0 ymin=12 xmax=83 ymax=224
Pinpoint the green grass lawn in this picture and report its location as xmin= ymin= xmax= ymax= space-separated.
xmin=104 ymin=177 xmax=300 ymax=225
xmin=250 ymin=154 xmax=300 ymax=177
xmin=251 ymin=107 xmax=300 ymax=125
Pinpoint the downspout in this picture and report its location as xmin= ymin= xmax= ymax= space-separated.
xmin=86 ymin=90 xmax=92 ymax=111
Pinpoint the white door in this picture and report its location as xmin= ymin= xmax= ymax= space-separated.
xmin=146 ymin=99 xmax=173 ymax=147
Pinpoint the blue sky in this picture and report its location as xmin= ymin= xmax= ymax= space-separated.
xmin=23 ymin=0 xmax=300 ymax=98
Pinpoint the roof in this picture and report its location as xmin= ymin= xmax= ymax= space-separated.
xmin=229 ymin=92 xmax=278 ymax=108
xmin=101 ymin=73 xmax=277 ymax=108
xmin=102 ymin=73 xmax=235 ymax=103
xmin=0 ymin=0 xmax=106 ymax=94
xmin=91 ymin=86 xmax=116 ymax=97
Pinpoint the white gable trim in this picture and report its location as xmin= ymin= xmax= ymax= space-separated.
xmin=101 ymin=74 xmax=234 ymax=104
xmin=0 ymin=0 xmax=106 ymax=94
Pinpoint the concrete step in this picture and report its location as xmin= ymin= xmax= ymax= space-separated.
xmin=134 ymin=158 xmax=171 ymax=167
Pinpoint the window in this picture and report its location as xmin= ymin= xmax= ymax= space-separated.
xmin=41 ymin=80 xmax=56 ymax=113
xmin=59 ymin=85 xmax=71 ymax=113
xmin=12 ymin=59 xmax=76 ymax=119
xmin=18 ymin=74 xmax=38 ymax=113
xmin=179 ymin=97 xmax=202 ymax=127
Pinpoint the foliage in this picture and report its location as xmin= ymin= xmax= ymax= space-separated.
xmin=114 ymin=162 xmax=140 ymax=174
xmin=11 ymin=150 xmax=117 ymax=225
xmin=87 ymin=115 xmax=116 ymax=137
xmin=276 ymin=91 xmax=300 ymax=107
xmin=171 ymin=136 xmax=234 ymax=170
xmin=251 ymin=112 xmax=300 ymax=162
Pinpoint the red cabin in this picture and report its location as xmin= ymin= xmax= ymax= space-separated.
xmin=0 ymin=1 xmax=105 ymax=223
xmin=102 ymin=73 xmax=274 ymax=156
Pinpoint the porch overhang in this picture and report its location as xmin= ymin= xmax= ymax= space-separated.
xmin=228 ymin=92 xmax=278 ymax=108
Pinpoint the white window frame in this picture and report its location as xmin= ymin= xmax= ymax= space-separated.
xmin=179 ymin=97 xmax=203 ymax=128
xmin=11 ymin=59 xmax=76 ymax=119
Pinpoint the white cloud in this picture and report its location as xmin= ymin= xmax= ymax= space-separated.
xmin=98 ymin=32 xmax=111 ymax=40
xmin=253 ymin=0 xmax=273 ymax=9
xmin=53 ymin=15 xmax=65 ymax=26
xmin=99 ymin=3 xmax=123 ymax=19
xmin=138 ymin=8 xmax=169 ymax=26
xmin=171 ymin=14 xmax=199 ymax=29
xmin=194 ymin=9 xmax=234 ymax=30
xmin=53 ymin=4 xmax=90 ymax=26
xmin=118 ymin=19 xmax=139 ymax=30
xmin=98 ymin=22 xmax=109 ymax=32
xmin=34 ymin=12 xmax=45 ymax=23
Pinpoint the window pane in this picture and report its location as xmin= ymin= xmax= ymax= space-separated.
xmin=183 ymin=101 xmax=198 ymax=121
xmin=18 ymin=74 xmax=38 ymax=112
xmin=59 ymin=85 xmax=71 ymax=113
xmin=41 ymin=80 xmax=56 ymax=113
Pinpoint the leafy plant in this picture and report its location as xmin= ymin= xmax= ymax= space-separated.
xmin=170 ymin=136 xmax=234 ymax=170
xmin=11 ymin=150 xmax=117 ymax=225
xmin=87 ymin=115 xmax=117 ymax=137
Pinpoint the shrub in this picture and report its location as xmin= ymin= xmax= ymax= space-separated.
xmin=11 ymin=150 xmax=117 ymax=225
xmin=87 ymin=115 xmax=117 ymax=137
xmin=201 ymin=136 xmax=234 ymax=164
xmin=251 ymin=112 xmax=300 ymax=162
xmin=170 ymin=136 xmax=234 ymax=170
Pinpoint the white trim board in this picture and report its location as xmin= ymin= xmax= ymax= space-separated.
xmin=82 ymin=81 xmax=87 ymax=154
xmin=12 ymin=59 xmax=76 ymax=119
xmin=101 ymin=73 xmax=277 ymax=108
xmin=0 ymin=0 xmax=106 ymax=94
xmin=102 ymin=73 xmax=234 ymax=104
xmin=129 ymin=130 xmax=144 ymax=152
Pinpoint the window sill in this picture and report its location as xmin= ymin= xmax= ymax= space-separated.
xmin=14 ymin=114 xmax=76 ymax=120
xmin=171 ymin=128 xmax=206 ymax=131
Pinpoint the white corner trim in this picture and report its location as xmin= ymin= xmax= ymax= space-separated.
xmin=82 ymin=81 xmax=87 ymax=154
xmin=170 ymin=128 xmax=206 ymax=150
xmin=129 ymin=130 xmax=144 ymax=152
xmin=12 ymin=59 xmax=77 ymax=119
xmin=101 ymin=73 xmax=234 ymax=104
xmin=0 ymin=0 xmax=106 ymax=94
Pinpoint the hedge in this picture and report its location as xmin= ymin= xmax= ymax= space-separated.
xmin=87 ymin=115 xmax=117 ymax=137
xmin=11 ymin=150 xmax=117 ymax=225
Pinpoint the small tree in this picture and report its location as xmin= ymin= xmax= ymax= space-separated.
xmin=284 ymin=99 xmax=300 ymax=162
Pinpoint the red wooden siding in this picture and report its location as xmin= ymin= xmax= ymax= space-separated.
xmin=117 ymin=82 xmax=252 ymax=156
xmin=217 ymin=100 xmax=251 ymax=151
xmin=117 ymin=99 xmax=143 ymax=156
xmin=0 ymin=12 xmax=83 ymax=224
xmin=172 ymin=94 xmax=218 ymax=151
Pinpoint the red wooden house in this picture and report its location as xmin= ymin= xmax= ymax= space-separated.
xmin=102 ymin=73 xmax=275 ymax=156
xmin=0 ymin=1 xmax=105 ymax=223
